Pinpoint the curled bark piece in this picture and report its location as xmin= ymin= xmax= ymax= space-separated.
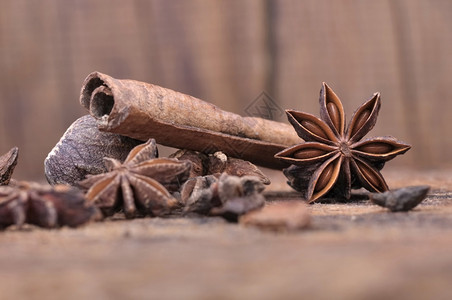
xmin=0 ymin=147 xmax=18 ymax=185
xmin=369 ymin=185 xmax=430 ymax=212
xmin=80 ymin=72 xmax=299 ymax=169
xmin=44 ymin=115 xmax=142 ymax=185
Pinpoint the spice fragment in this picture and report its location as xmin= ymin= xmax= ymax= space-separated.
xmin=181 ymin=173 xmax=265 ymax=221
xmin=171 ymin=149 xmax=270 ymax=184
xmin=240 ymin=201 xmax=311 ymax=231
xmin=369 ymin=185 xmax=430 ymax=212
xmin=0 ymin=147 xmax=18 ymax=185
xmin=0 ymin=182 xmax=100 ymax=229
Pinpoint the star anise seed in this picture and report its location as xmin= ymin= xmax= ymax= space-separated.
xmin=79 ymin=139 xmax=191 ymax=218
xmin=275 ymin=83 xmax=411 ymax=202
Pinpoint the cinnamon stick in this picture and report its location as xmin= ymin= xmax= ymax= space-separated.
xmin=80 ymin=72 xmax=299 ymax=169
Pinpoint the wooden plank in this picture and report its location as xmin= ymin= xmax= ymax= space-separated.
xmin=0 ymin=170 xmax=451 ymax=299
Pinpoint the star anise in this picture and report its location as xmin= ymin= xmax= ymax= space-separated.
xmin=79 ymin=139 xmax=191 ymax=218
xmin=275 ymin=83 xmax=411 ymax=202
xmin=0 ymin=182 xmax=100 ymax=229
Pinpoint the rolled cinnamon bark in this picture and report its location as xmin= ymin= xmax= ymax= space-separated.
xmin=80 ymin=72 xmax=299 ymax=169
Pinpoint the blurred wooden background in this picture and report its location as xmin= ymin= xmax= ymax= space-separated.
xmin=0 ymin=0 xmax=451 ymax=181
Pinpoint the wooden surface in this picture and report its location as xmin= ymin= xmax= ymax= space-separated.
xmin=1 ymin=0 xmax=452 ymax=180
xmin=1 ymin=169 xmax=452 ymax=300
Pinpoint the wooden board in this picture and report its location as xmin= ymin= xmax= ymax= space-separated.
xmin=0 ymin=169 xmax=452 ymax=299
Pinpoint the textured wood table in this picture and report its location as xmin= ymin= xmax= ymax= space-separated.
xmin=1 ymin=169 xmax=452 ymax=300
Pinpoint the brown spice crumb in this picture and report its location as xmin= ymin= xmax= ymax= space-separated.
xmin=240 ymin=201 xmax=311 ymax=231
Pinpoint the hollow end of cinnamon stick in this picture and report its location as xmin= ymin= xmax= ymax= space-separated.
xmin=81 ymin=73 xmax=115 ymax=119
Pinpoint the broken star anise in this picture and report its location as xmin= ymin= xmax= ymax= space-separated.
xmin=181 ymin=173 xmax=265 ymax=222
xmin=0 ymin=182 xmax=100 ymax=229
xmin=78 ymin=139 xmax=191 ymax=218
xmin=275 ymin=83 xmax=411 ymax=202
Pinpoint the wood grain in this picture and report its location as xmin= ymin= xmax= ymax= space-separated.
xmin=0 ymin=169 xmax=452 ymax=299
xmin=0 ymin=0 xmax=451 ymax=180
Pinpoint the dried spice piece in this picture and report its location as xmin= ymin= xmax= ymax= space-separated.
xmin=275 ymin=83 xmax=410 ymax=202
xmin=170 ymin=149 xmax=208 ymax=178
xmin=369 ymin=185 xmax=430 ymax=212
xmin=208 ymin=152 xmax=270 ymax=185
xmin=45 ymin=115 xmax=142 ymax=185
xmin=0 ymin=147 xmax=18 ymax=185
xmin=181 ymin=173 xmax=265 ymax=222
xmin=79 ymin=139 xmax=191 ymax=218
xmin=170 ymin=149 xmax=270 ymax=184
xmin=0 ymin=182 xmax=100 ymax=229
xmin=240 ymin=201 xmax=311 ymax=231
xmin=80 ymin=72 xmax=299 ymax=169
xmin=180 ymin=175 xmax=219 ymax=215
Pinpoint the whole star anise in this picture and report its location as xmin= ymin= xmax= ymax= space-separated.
xmin=275 ymin=83 xmax=410 ymax=202
xmin=79 ymin=139 xmax=191 ymax=218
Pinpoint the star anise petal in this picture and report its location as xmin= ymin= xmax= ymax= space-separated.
xmin=319 ymin=82 xmax=345 ymax=137
xmin=104 ymin=157 xmax=122 ymax=171
xmin=83 ymin=172 xmax=121 ymax=210
xmin=286 ymin=110 xmax=338 ymax=144
xmin=351 ymin=137 xmax=411 ymax=162
xmin=131 ymin=158 xmax=191 ymax=192
xmin=120 ymin=175 xmax=136 ymax=217
xmin=124 ymin=139 xmax=159 ymax=164
xmin=351 ymin=157 xmax=388 ymax=193
xmin=0 ymin=190 xmax=27 ymax=226
xmin=274 ymin=142 xmax=337 ymax=165
xmin=27 ymin=191 xmax=58 ymax=227
xmin=340 ymin=158 xmax=352 ymax=199
xmin=346 ymin=92 xmax=381 ymax=143
xmin=307 ymin=154 xmax=342 ymax=202
xmin=129 ymin=174 xmax=178 ymax=216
